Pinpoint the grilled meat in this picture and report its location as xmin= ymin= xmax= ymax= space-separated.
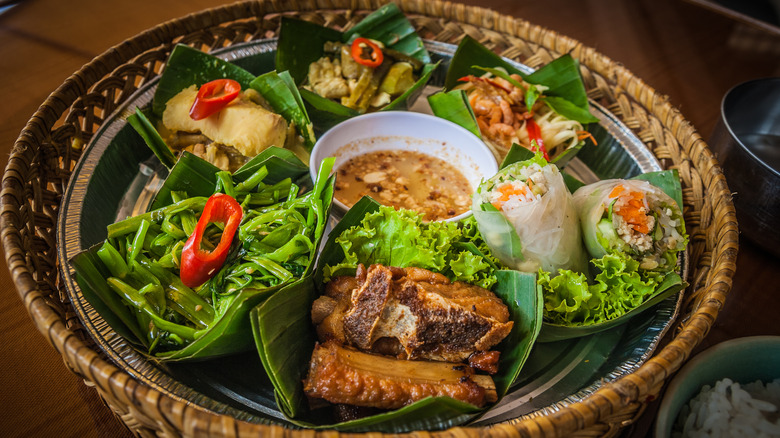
xmin=303 ymin=341 xmax=497 ymax=410
xmin=311 ymin=264 xmax=513 ymax=370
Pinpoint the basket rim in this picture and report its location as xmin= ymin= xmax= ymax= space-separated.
xmin=2 ymin=0 xmax=739 ymax=436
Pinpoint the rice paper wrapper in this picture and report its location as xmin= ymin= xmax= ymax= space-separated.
xmin=472 ymin=159 xmax=588 ymax=274
xmin=573 ymin=178 xmax=686 ymax=272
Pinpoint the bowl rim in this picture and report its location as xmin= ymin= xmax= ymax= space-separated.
xmin=654 ymin=335 xmax=780 ymax=437
xmin=719 ymin=76 xmax=780 ymax=178
xmin=309 ymin=110 xmax=499 ymax=222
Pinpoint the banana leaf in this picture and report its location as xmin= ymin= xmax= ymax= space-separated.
xmin=342 ymin=3 xmax=430 ymax=64
xmin=250 ymin=70 xmax=316 ymax=149
xmin=427 ymin=90 xmax=480 ymax=137
xmin=150 ymin=148 xmax=309 ymax=210
xmin=537 ymin=169 xmax=687 ymax=341
xmin=127 ymin=108 xmax=176 ymax=169
xmin=250 ymin=196 xmax=542 ymax=431
xmin=69 ymin=152 xmax=335 ymax=361
xmin=275 ymin=10 xmax=438 ymax=130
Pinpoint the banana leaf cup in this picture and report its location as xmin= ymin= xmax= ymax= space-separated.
xmin=128 ymin=43 xmax=316 ymax=170
xmin=70 ymin=149 xmax=335 ymax=361
xmin=537 ymin=170 xmax=688 ymax=342
xmin=275 ymin=2 xmax=439 ymax=130
xmin=250 ymin=197 xmax=543 ymax=432
xmin=428 ymin=35 xmax=599 ymax=166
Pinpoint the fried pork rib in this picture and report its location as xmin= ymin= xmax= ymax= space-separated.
xmin=303 ymin=341 xmax=497 ymax=409
xmin=311 ymin=264 xmax=514 ymax=370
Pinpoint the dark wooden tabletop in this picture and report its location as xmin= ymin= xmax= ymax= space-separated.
xmin=1 ymin=0 xmax=779 ymax=436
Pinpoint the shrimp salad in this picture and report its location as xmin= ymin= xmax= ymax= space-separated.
xmin=456 ymin=73 xmax=588 ymax=162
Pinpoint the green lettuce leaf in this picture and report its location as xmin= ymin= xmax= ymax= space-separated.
xmin=539 ymin=252 xmax=682 ymax=328
xmin=322 ymin=205 xmax=498 ymax=288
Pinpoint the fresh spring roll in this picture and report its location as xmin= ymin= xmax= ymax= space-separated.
xmin=472 ymin=155 xmax=588 ymax=273
xmin=573 ymin=179 xmax=686 ymax=272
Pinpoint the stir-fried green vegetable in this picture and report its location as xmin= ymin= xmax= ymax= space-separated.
xmin=71 ymin=152 xmax=335 ymax=360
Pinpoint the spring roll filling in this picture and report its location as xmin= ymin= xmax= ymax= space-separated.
xmin=604 ymin=184 xmax=684 ymax=270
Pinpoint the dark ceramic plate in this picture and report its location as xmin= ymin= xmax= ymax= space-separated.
xmin=56 ymin=39 xmax=684 ymax=427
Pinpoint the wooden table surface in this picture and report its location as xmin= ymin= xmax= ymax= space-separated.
xmin=1 ymin=0 xmax=779 ymax=436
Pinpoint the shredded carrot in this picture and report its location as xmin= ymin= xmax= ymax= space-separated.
xmin=577 ymin=130 xmax=598 ymax=146
xmin=612 ymin=189 xmax=650 ymax=234
xmin=492 ymin=182 xmax=528 ymax=209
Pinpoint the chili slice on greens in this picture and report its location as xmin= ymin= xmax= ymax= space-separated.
xmin=75 ymin=157 xmax=335 ymax=356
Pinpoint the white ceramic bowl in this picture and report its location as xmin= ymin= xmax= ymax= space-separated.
xmin=310 ymin=111 xmax=498 ymax=222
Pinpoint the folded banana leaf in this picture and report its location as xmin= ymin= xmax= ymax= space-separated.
xmin=70 ymin=150 xmax=335 ymax=361
xmin=252 ymin=197 xmax=542 ymax=431
xmin=275 ymin=3 xmax=439 ymax=130
xmin=537 ymin=170 xmax=688 ymax=342
xmin=130 ymin=44 xmax=315 ymax=168
xmin=429 ymin=36 xmax=598 ymax=166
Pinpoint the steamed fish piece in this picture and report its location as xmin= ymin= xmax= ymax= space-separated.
xmin=163 ymin=85 xmax=288 ymax=159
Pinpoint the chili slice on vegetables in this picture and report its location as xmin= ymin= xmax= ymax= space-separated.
xmin=180 ymin=193 xmax=243 ymax=288
xmin=189 ymin=78 xmax=241 ymax=121
xmin=525 ymin=117 xmax=550 ymax=161
xmin=350 ymin=37 xmax=384 ymax=68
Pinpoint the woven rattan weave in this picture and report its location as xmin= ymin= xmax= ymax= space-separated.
xmin=2 ymin=0 xmax=738 ymax=436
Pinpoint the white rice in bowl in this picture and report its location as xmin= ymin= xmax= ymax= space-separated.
xmin=672 ymin=378 xmax=780 ymax=437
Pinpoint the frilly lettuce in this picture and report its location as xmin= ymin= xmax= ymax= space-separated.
xmin=322 ymin=206 xmax=501 ymax=289
xmin=539 ymin=252 xmax=667 ymax=326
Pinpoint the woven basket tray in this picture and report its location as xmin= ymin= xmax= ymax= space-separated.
xmin=2 ymin=0 xmax=738 ymax=436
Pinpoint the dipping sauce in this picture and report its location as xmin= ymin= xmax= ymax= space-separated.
xmin=335 ymin=150 xmax=473 ymax=221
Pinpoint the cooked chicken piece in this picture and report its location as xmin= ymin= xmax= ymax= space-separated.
xmin=303 ymin=341 xmax=496 ymax=410
xmin=307 ymin=56 xmax=350 ymax=99
xmin=162 ymin=85 xmax=288 ymax=159
xmin=312 ymin=264 xmax=513 ymax=369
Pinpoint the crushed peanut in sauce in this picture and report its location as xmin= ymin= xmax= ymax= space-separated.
xmin=334 ymin=150 xmax=473 ymax=221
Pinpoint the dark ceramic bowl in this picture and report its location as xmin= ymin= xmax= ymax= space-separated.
xmin=709 ymin=77 xmax=780 ymax=257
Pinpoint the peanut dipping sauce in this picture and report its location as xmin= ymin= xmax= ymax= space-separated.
xmin=334 ymin=150 xmax=473 ymax=221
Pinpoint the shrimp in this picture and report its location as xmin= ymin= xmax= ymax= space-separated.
xmin=499 ymin=100 xmax=514 ymax=125
xmin=488 ymin=123 xmax=515 ymax=137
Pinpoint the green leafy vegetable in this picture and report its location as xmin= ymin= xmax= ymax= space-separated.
xmin=322 ymin=205 xmax=500 ymax=289
xmin=70 ymin=150 xmax=334 ymax=360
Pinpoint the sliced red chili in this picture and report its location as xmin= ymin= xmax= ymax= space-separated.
xmin=350 ymin=37 xmax=384 ymax=68
xmin=525 ymin=117 xmax=550 ymax=161
xmin=189 ymin=78 xmax=241 ymax=121
xmin=180 ymin=193 xmax=243 ymax=288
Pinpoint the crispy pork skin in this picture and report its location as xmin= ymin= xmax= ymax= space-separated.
xmin=303 ymin=341 xmax=496 ymax=409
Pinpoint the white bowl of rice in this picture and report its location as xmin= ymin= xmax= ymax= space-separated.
xmin=655 ymin=336 xmax=780 ymax=437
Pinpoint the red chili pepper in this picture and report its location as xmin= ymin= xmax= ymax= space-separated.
xmin=350 ymin=37 xmax=384 ymax=68
xmin=189 ymin=78 xmax=241 ymax=121
xmin=525 ymin=117 xmax=550 ymax=161
xmin=180 ymin=193 xmax=243 ymax=288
